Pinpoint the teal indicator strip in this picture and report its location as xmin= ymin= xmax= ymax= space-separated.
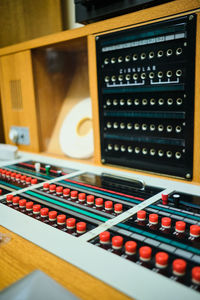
xmin=117 ymin=223 xmax=200 ymax=255
xmin=26 ymin=191 xmax=108 ymax=223
xmin=6 ymin=165 xmax=52 ymax=180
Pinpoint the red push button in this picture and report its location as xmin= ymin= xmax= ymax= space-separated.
xmin=149 ymin=214 xmax=158 ymax=224
xmin=161 ymin=193 xmax=168 ymax=205
xmin=155 ymin=252 xmax=169 ymax=267
xmin=105 ymin=201 xmax=113 ymax=210
xmin=175 ymin=221 xmax=186 ymax=233
xmin=139 ymin=246 xmax=152 ymax=261
xmin=99 ymin=231 xmax=110 ymax=244
xmin=173 ymin=259 xmax=187 ymax=276
xmin=56 ymin=186 xmax=63 ymax=194
xmin=26 ymin=177 xmax=32 ymax=184
xmin=190 ymin=225 xmax=200 ymax=237
xmin=13 ymin=196 xmax=20 ymax=204
xmin=78 ymin=193 xmax=86 ymax=202
xmin=95 ymin=198 xmax=103 ymax=207
xmin=26 ymin=201 xmax=34 ymax=210
xmin=6 ymin=194 xmax=13 ymax=202
xmin=49 ymin=184 xmax=56 ymax=192
xmin=114 ymin=203 xmax=123 ymax=214
xmin=57 ymin=214 xmax=66 ymax=224
xmin=112 ymin=236 xmax=123 ymax=249
xmin=40 ymin=207 xmax=49 ymax=216
xmin=125 ymin=241 xmax=137 ymax=255
xmin=137 ymin=210 xmax=146 ymax=221
xmin=49 ymin=211 xmax=57 ymax=220
xmin=76 ymin=222 xmax=86 ymax=234
xmin=192 ymin=266 xmax=200 ymax=284
xmin=66 ymin=218 xmax=76 ymax=229
xmin=87 ymin=195 xmax=94 ymax=204
xmin=31 ymin=178 xmax=38 ymax=185
xmin=33 ymin=204 xmax=41 ymax=212
xmin=20 ymin=175 xmax=26 ymax=182
xmin=43 ymin=183 xmax=49 ymax=190
xmin=63 ymin=188 xmax=70 ymax=196
xmin=71 ymin=191 xmax=78 ymax=199
xmin=161 ymin=217 xmax=171 ymax=228
xmin=19 ymin=199 xmax=26 ymax=207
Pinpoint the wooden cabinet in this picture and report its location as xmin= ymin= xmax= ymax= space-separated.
xmin=0 ymin=0 xmax=200 ymax=182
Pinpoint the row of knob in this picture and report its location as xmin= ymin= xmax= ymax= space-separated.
xmin=42 ymin=183 xmax=123 ymax=214
xmin=105 ymin=97 xmax=183 ymax=107
xmin=106 ymin=144 xmax=183 ymax=159
xmin=97 ymin=232 xmax=200 ymax=287
xmin=135 ymin=210 xmax=200 ymax=240
xmin=106 ymin=121 xmax=183 ymax=133
xmin=5 ymin=195 xmax=87 ymax=235
xmin=104 ymin=69 xmax=182 ymax=83
xmin=103 ymin=48 xmax=183 ymax=65
xmin=0 ymin=169 xmax=38 ymax=185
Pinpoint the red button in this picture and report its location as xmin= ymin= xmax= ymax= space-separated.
xmin=137 ymin=210 xmax=146 ymax=220
xmin=139 ymin=246 xmax=152 ymax=260
xmin=57 ymin=214 xmax=66 ymax=224
xmin=161 ymin=193 xmax=168 ymax=205
xmin=95 ymin=198 xmax=103 ymax=207
xmin=78 ymin=193 xmax=86 ymax=201
xmin=173 ymin=259 xmax=186 ymax=275
xmin=175 ymin=221 xmax=186 ymax=232
xmin=40 ymin=208 xmax=49 ymax=216
xmin=56 ymin=186 xmax=63 ymax=194
xmin=63 ymin=188 xmax=70 ymax=196
xmin=21 ymin=175 xmax=26 ymax=181
xmin=125 ymin=241 xmax=137 ymax=254
xmin=13 ymin=196 xmax=20 ymax=204
xmin=6 ymin=171 xmax=11 ymax=177
xmin=76 ymin=222 xmax=86 ymax=233
xmin=87 ymin=195 xmax=94 ymax=204
xmin=149 ymin=214 xmax=158 ymax=224
xmin=43 ymin=183 xmax=49 ymax=190
xmin=192 ymin=266 xmax=200 ymax=284
xmin=49 ymin=184 xmax=56 ymax=191
xmin=114 ymin=203 xmax=123 ymax=213
xmin=49 ymin=211 xmax=57 ymax=220
xmin=31 ymin=178 xmax=38 ymax=185
xmin=99 ymin=231 xmax=110 ymax=243
xmin=155 ymin=252 xmax=169 ymax=266
xmin=6 ymin=194 xmax=13 ymax=202
xmin=26 ymin=177 xmax=32 ymax=183
xmin=190 ymin=225 xmax=200 ymax=237
xmin=112 ymin=236 xmax=123 ymax=248
xmin=71 ymin=191 xmax=78 ymax=198
xmin=105 ymin=201 xmax=113 ymax=210
xmin=19 ymin=199 xmax=26 ymax=207
xmin=26 ymin=201 xmax=34 ymax=209
xmin=0 ymin=189 xmax=2 ymax=195
xmin=11 ymin=172 xmax=16 ymax=178
xmin=16 ymin=174 xmax=21 ymax=180
xmin=161 ymin=217 xmax=171 ymax=228
xmin=33 ymin=204 xmax=41 ymax=212
xmin=66 ymin=218 xmax=76 ymax=228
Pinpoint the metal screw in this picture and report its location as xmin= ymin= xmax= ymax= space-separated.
xmin=96 ymin=36 xmax=99 ymax=41
xmin=189 ymin=15 xmax=194 ymax=21
xmin=185 ymin=173 xmax=191 ymax=179
xmin=101 ymin=159 xmax=105 ymax=163
xmin=184 ymin=42 xmax=187 ymax=47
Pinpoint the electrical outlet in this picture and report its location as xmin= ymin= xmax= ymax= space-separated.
xmin=9 ymin=126 xmax=30 ymax=145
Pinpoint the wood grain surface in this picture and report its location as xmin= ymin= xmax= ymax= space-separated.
xmin=0 ymin=226 xmax=131 ymax=300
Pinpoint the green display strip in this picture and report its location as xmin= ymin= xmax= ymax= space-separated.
xmin=103 ymin=85 xmax=184 ymax=94
xmin=26 ymin=191 xmax=108 ymax=223
xmin=118 ymin=223 xmax=200 ymax=255
xmin=104 ymin=111 xmax=185 ymax=120
xmin=6 ymin=165 xmax=52 ymax=180
xmin=0 ymin=180 xmax=20 ymax=190
xmin=101 ymin=23 xmax=185 ymax=47
xmin=104 ymin=133 xmax=185 ymax=147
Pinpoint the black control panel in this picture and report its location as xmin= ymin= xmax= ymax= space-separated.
xmin=96 ymin=15 xmax=196 ymax=179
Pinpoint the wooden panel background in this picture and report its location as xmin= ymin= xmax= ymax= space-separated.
xmin=0 ymin=0 xmax=62 ymax=48
xmin=0 ymin=51 xmax=40 ymax=152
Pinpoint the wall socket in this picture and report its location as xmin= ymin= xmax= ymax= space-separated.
xmin=9 ymin=126 xmax=30 ymax=145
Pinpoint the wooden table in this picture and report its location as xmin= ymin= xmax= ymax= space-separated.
xmin=0 ymin=226 xmax=130 ymax=299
